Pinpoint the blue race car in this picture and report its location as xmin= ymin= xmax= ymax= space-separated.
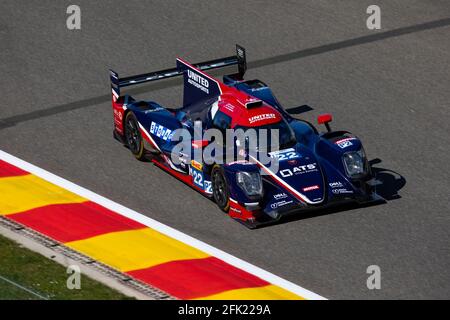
xmin=109 ymin=45 xmax=382 ymax=228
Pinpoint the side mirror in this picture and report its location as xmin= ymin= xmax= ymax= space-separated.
xmin=317 ymin=113 xmax=332 ymax=132
xmin=286 ymin=104 xmax=314 ymax=115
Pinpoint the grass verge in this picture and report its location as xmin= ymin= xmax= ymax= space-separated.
xmin=0 ymin=233 xmax=133 ymax=300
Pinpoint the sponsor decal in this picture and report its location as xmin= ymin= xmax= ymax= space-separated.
xmin=279 ymin=163 xmax=318 ymax=177
xmin=150 ymin=122 xmax=173 ymax=141
xmin=190 ymin=160 xmax=203 ymax=171
xmin=329 ymin=181 xmax=353 ymax=195
xmin=163 ymin=129 xmax=172 ymax=140
xmin=270 ymin=200 xmax=294 ymax=209
xmin=113 ymin=109 xmax=123 ymax=121
xmin=273 ymin=192 xmax=288 ymax=200
xmin=226 ymin=159 xmax=252 ymax=166
xmin=224 ymin=103 xmax=235 ymax=112
xmin=187 ymin=69 xmax=209 ymax=94
xmin=248 ymin=113 xmax=276 ymax=124
xmin=302 ymin=185 xmax=320 ymax=192
xmin=144 ymin=107 xmax=164 ymax=113
xmin=329 ymin=181 xmax=344 ymax=188
xmin=335 ymin=137 xmax=357 ymax=149
xmin=332 ymin=188 xmax=354 ymax=194
xmin=229 ymin=207 xmax=242 ymax=214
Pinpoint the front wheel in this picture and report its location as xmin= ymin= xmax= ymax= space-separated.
xmin=124 ymin=112 xmax=146 ymax=161
xmin=211 ymin=165 xmax=230 ymax=212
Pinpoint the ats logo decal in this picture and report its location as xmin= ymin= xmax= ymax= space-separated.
xmin=279 ymin=163 xmax=318 ymax=177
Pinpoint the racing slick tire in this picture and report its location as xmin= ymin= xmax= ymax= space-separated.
xmin=211 ymin=165 xmax=230 ymax=212
xmin=124 ymin=112 xmax=146 ymax=161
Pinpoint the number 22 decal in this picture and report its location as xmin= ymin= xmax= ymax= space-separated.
xmin=204 ymin=181 xmax=212 ymax=194
xmin=269 ymin=148 xmax=300 ymax=161
xmin=276 ymin=151 xmax=297 ymax=161
xmin=192 ymin=170 xmax=203 ymax=188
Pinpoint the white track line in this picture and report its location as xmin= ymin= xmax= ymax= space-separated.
xmin=0 ymin=274 xmax=49 ymax=300
xmin=0 ymin=149 xmax=326 ymax=300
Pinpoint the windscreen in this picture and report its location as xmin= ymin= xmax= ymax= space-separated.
xmin=235 ymin=119 xmax=297 ymax=152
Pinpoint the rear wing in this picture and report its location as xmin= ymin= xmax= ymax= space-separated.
xmin=109 ymin=44 xmax=246 ymax=102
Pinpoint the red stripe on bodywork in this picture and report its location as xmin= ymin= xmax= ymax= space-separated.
xmin=0 ymin=160 xmax=29 ymax=177
xmin=228 ymin=201 xmax=258 ymax=221
xmin=140 ymin=127 xmax=159 ymax=150
xmin=7 ymin=201 xmax=146 ymax=242
xmin=127 ymin=256 xmax=269 ymax=299
xmin=254 ymin=159 xmax=308 ymax=204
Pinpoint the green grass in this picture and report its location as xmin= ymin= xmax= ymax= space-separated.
xmin=0 ymin=278 xmax=42 ymax=300
xmin=0 ymin=234 xmax=134 ymax=300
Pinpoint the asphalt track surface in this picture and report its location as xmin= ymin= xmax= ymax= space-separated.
xmin=1 ymin=1 xmax=449 ymax=299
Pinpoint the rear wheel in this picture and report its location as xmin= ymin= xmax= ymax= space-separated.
xmin=124 ymin=112 xmax=146 ymax=161
xmin=211 ymin=165 xmax=230 ymax=212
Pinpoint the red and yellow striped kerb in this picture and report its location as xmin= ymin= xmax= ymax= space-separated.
xmin=0 ymin=159 xmax=304 ymax=300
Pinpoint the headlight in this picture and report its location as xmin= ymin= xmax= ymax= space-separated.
xmin=343 ymin=149 xmax=366 ymax=177
xmin=236 ymin=171 xmax=263 ymax=196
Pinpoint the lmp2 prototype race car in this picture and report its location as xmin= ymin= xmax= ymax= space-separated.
xmin=109 ymin=45 xmax=382 ymax=228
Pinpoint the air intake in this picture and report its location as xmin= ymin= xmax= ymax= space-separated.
xmin=245 ymin=100 xmax=263 ymax=108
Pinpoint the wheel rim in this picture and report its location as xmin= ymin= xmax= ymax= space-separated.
xmin=125 ymin=117 xmax=140 ymax=154
xmin=213 ymin=170 xmax=228 ymax=207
